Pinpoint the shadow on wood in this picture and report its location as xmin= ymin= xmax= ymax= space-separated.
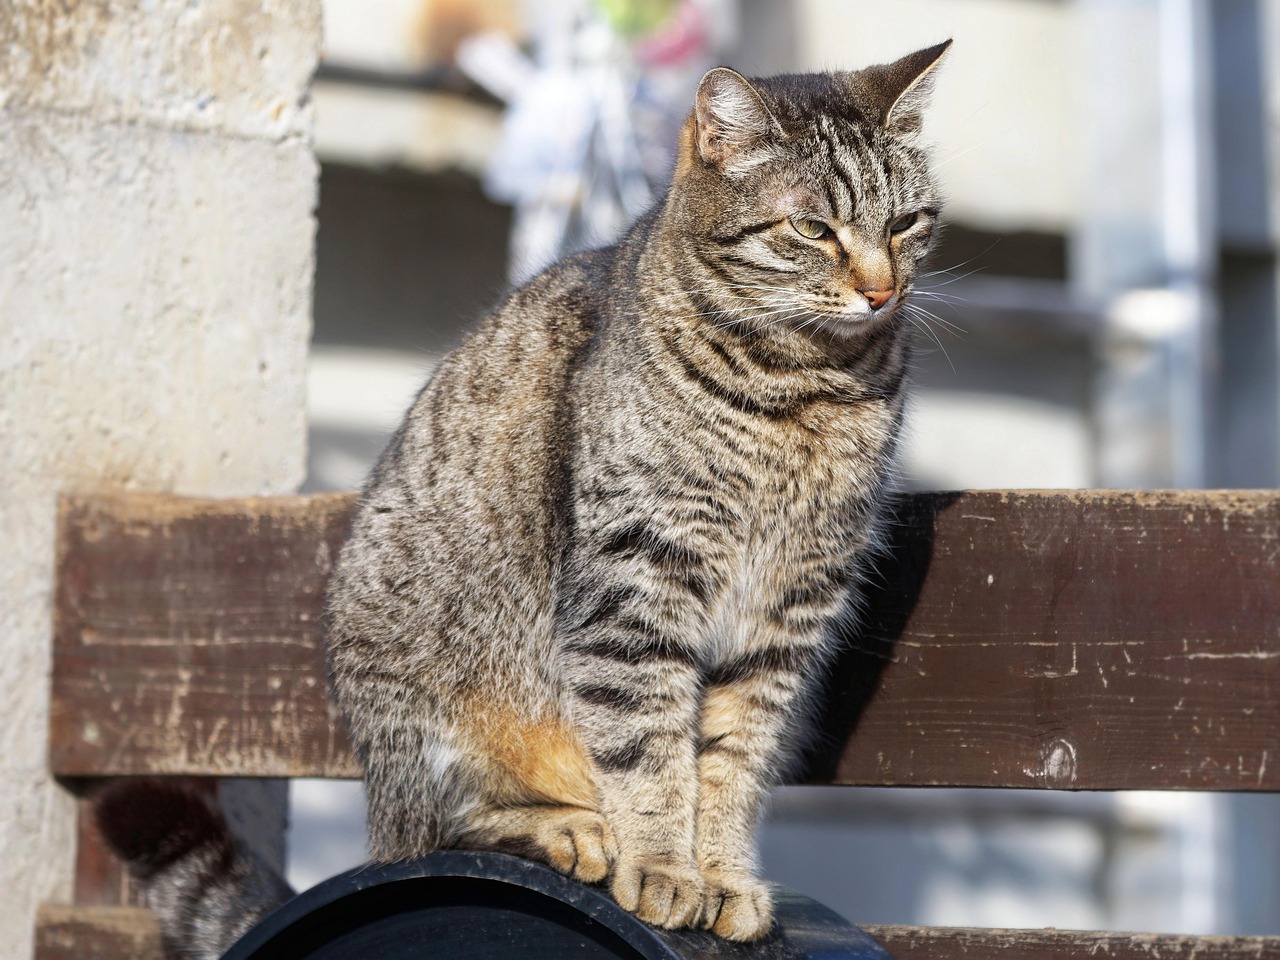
xmin=804 ymin=493 xmax=958 ymax=782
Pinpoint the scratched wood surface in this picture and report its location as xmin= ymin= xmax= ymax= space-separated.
xmin=31 ymin=910 xmax=1280 ymax=960
xmin=49 ymin=490 xmax=1280 ymax=789
xmin=51 ymin=492 xmax=357 ymax=779
xmin=811 ymin=489 xmax=1280 ymax=790
xmin=34 ymin=906 xmax=164 ymax=960
xmin=862 ymin=926 xmax=1280 ymax=960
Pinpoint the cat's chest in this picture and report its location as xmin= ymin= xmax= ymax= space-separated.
xmin=700 ymin=400 xmax=892 ymax=598
xmin=712 ymin=395 xmax=896 ymax=513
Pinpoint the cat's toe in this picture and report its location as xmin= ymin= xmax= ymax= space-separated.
xmin=611 ymin=859 xmax=705 ymax=929
xmin=699 ymin=872 xmax=774 ymax=942
xmin=538 ymin=810 xmax=616 ymax=884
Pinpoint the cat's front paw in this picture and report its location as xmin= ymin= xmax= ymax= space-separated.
xmin=699 ymin=871 xmax=774 ymax=942
xmin=611 ymin=858 xmax=706 ymax=930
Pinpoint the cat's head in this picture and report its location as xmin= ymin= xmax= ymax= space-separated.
xmin=669 ymin=42 xmax=951 ymax=340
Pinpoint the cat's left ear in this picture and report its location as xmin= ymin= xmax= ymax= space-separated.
xmin=864 ymin=39 xmax=952 ymax=140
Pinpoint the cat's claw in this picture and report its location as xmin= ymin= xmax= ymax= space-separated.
xmin=538 ymin=810 xmax=617 ymax=884
xmin=699 ymin=871 xmax=774 ymax=942
xmin=611 ymin=859 xmax=706 ymax=929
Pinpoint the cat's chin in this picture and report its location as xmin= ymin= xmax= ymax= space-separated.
xmin=808 ymin=307 xmax=899 ymax=339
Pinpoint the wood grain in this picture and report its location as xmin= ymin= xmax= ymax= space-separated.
xmin=71 ymin=793 xmax=140 ymax=908
xmin=51 ymin=492 xmax=357 ymax=778
xmin=863 ymin=925 xmax=1280 ymax=960
xmin=49 ymin=490 xmax=1280 ymax=790
xmin=812 ymin=490 xmax=1280 ymax=790
xmin=34 ymin=905 xmax=164 ymax=960
xmin=31 ymin=910 xmax=1280 ymax=960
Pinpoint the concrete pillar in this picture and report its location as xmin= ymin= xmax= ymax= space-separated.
xmin=0 ymin=1 xmax=320 ymax=953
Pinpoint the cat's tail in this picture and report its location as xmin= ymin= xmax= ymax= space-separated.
xmin=94 ymin=779 xmax=295 ymax=960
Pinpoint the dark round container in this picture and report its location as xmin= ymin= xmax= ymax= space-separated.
xmin=221 ymin=851 xmax=891 ymax=960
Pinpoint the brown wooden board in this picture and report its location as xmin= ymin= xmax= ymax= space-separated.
xmin=49 ymin=490 xmax=1280 ymax=790
xmin=863 ymin=926 xmax=1280 ymax=960
xmin=31 ymin=910 xmax=1280 ymax=960
xmin=34 ymin=905 xmax=164 ymax=960
xmin=71 ymin=792 xmax=141 ymax=907
xmin=51 ymin=493 xmax=358 ymax=779
xmin=811 ymin=490 xmax=1280 ymax=790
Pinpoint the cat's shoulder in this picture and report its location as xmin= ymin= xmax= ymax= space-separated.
xmin=509 ymin=247 xmax=612 ymax=315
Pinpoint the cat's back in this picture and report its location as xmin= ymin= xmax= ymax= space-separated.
xmin=368 ymin=252 xmax=604 ymax=503
xmin=327 ymin=250 xmax=607 ymax=666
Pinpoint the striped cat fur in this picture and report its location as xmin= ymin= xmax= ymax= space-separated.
xmin=327 ymin=42 xmax=951 ymax=942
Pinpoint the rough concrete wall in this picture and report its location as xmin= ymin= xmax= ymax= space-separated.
xmin=0 ymin=1 xmax=321 ymax=953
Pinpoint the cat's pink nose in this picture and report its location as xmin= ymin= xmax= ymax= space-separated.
xmin=860 ymin=288 xmax=893 ymax=310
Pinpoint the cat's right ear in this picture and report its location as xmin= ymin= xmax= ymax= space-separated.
xmin=863 ymin=40 xmax=952 ymax=141
xmin=694 ymin=68 xmax=781 ymax=175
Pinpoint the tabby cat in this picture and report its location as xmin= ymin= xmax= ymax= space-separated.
xmin=98 ymin=42 xmax=951 ymax=954
xmin=326 ymin=41 xmax=950 ymax=942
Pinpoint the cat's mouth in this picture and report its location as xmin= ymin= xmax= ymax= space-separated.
xmin=809 ymin=294 xmax=904 ymax=332
xmin=733 ymin=291 xmax=904 ymax=337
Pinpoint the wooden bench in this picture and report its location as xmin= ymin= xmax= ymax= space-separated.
xmin=36 ymin=489 xmax=1280 ymax=959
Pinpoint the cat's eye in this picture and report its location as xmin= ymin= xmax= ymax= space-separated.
xmin=790 ymin=217 xmax=831 ymax=240
xmin=889 ymin=211 xmax=920 ymax=235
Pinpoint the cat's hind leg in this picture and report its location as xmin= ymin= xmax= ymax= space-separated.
xmin=452 ymin=701 xmax=617 ymax=884
xmin=458 ymin=804 xmax=616 ymax=883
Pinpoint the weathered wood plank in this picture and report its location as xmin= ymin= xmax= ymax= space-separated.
xmin=51 ymin=493 xmax=357 ymax=778
xmin=49 ymin=490 xmax=1280 ymax=789
xmin=862 ymin=925 xmax=1280 ymax=960
xmin=811 ymin=490 xmax=1280 ymax=790
xmin=34 ymin=905 xmax=164 ymax=960
xmin=32 ymin=909 xmax=1280 ymax=960
xmin=72 ymin=792 xmax=142 ymax=907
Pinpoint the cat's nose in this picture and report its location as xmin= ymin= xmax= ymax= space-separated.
xmin=859 ymin=288 xmax=893 ymax=310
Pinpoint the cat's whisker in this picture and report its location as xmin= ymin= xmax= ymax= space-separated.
xmin=910 ymin=312 xmax=968 ymax=340
xmin=703 ymin=280 xmax=807 ymax=295
xmin=929 ymin=131 xmax=1003 ymax=171
xmin=671 ymin=294 xmax=802 ymax=329
xmin=904 ymin=315 xmax=955 ymax=372
xmin=697 ymin=303 xmax=801 ymax=327
xmin=910 ymin=288 xmax=969 ymax=305
xmin=684 ymin=288 xmax=799 ymax=318
xmin=903 ymin=298 xmax=967 ymax=336
xmin=717 ymin=297 xmax=817 ymax=321
xmin=917 ymin=240 xmax=1000 ymax=281
xmin=680 ymin=284 xmax=792 ymax=312
xmin=910 ymin=298 xmax=967 ymax=319
xmin=901 ymin=304 xmax=958 ymax=372
xmin=730 ymin=286 xmax=809 ymax=298
xmin=760 ymin=309 xmax=819 ymax=331
xmin=923 ymin=265 xmax=987 ymax=290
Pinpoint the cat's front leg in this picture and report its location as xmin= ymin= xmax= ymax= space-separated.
xmin=562 ymin=607 xmax=708 ymax=930
xmin=693 ymin=634 xmax=830 ymax=941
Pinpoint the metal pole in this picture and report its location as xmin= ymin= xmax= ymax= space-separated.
xmin=1158 ymin=0 xmax=1218 ymax=489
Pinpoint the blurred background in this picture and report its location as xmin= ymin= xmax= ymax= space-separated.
xmin=287 ymin=0 xmax=1280 ymax=936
